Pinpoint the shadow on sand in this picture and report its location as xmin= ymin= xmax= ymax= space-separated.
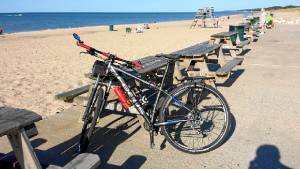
xmin=216 ymin=69 xmax=245 ymax=87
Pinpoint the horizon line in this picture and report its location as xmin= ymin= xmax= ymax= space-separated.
xmin=0 ymin=10 xmax=247 ymax=14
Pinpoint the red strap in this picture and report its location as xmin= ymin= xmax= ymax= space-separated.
xmin=78 ymin=42 xmax=91 ymax=50
xmin=132 ymin=62 xmax=144 ymax=68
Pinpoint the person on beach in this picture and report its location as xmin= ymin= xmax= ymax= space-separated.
xmin=0 ymin=27 xmax=3 ymax=35
xmin=136 ymin=24 xmax=143 ymax=33
xmin=265 ymin=13 xmax=274 ymax=28
xmin=259 ymin=8 xmax=267 ymax=34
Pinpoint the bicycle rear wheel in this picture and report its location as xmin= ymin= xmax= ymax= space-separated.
xmin=78 ymin=87 xmax=104 ymax=153
xmin=159 ymin=82 xmax=230 ymax=154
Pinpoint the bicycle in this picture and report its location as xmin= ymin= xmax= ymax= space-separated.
xmin=73 ymin=33 xmax=231 ymax=154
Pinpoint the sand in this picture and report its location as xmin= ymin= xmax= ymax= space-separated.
xmin=0 ymin=12 xmax=298 ymax=118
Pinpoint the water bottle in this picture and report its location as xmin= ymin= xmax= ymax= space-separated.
xmin=114 ymin=86 xmax=131 ymax=109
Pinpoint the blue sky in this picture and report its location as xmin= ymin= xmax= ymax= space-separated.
xmin=1 ymin=0 xmax=300 ymax=13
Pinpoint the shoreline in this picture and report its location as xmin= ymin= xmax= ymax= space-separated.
xmin=1 ymin=14 xmax=244 ymax=39
xmin=1 ymin=13 xmax=247 ymax=35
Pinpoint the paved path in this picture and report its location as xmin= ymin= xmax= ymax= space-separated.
xmin=1 ymin=24 xmax=300 ymax=168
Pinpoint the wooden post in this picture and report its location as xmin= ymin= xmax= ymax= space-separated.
xmin=225 ymin=38 xmax=237 ymax=58
xmin=215 ymin=46 xmax=226 ymax=66
xmin=7 ymin=129 xmax=42 ymax=169
xmin=173 ymin=61 xmax=184 ymax=85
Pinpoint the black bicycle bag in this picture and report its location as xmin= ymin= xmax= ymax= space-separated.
xmin=92 ymin=60 xmax=106 ymax=77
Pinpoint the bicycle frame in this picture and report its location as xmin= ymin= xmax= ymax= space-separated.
xmin=93 ymin=56 xmax=193 ymax=129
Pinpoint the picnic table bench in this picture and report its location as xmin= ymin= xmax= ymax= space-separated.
xmin=209 ymin=31 xmax=250 ymax=58
xmin=0 ymin=107 xmax=100 ymax=169
xmin=54 ymin=85 xmax=91 ymax=102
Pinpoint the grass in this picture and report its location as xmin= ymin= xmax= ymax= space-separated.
xmin=273 ymin=7 xmax=300 ymax=12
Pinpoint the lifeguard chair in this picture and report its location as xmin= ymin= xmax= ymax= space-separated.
xmin=190 ymin=7 xmax=216 ymax=29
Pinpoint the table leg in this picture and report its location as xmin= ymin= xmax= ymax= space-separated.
xmin=225 ymin=39 xmax=237 ymax=58
xmin=7 ymin=128 xmax=42 ymax=169
xmin=209 ymin=38 xmax=220 ymax=44
xmin=215 ymin=47 xmax=226 ymax=66
xmin=173 ymin=61 xmax=184 ymax=85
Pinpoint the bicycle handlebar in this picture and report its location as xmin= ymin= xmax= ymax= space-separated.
xmin=74 ymin=33 xmax=143 ymax=68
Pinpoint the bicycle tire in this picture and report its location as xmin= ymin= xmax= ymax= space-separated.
xmin=159 ymin=82 xmax=231 ymax=154
xmin=78 ymin=87 xmax=104 ymax=153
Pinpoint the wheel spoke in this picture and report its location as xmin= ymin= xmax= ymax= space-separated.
xmin=160 ymin=83 xmax=230 ymax=153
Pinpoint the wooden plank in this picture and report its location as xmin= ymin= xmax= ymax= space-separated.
xmin=8 ymin=129 xmax=42 ymax=169
xmin=252 ymin=31 xmax=260 ymax=37
xmin=133 ymin=56 xmax=168 ymax=74
xmin=211 ymin=31 xmax=238 ymax=38
xmin=62 ymin=153 xmax=100 ymax=169
xmin=55 ymin=85 xmax=90 ymax=101
xmin=236 ymin=40 xmax=250 ymax=48
xmin=0 ymin=108 xmax=42 ymax=137
xmin=216 ymin=58 xmax=243 ymax=76
xmin=24 ymin=123 xmax=39 ymax=138
xmin=172 ymin=42 xmax=222 ymax=57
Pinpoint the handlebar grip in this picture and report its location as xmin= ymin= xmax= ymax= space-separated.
xmin=78 ymin=42 xmax=91 ymax=50
xmin=132 ymin=62 xmax=144 ymax=68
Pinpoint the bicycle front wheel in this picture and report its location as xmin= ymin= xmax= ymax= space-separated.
xmin=159 ymin=82 xmax=230 ymax=154
xmin=78 ymin=87 xmax=104 ymax=153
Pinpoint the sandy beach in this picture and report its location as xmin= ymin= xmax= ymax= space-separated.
xmin=1 ymin=10 xmax=300 ymax=168
xmin=0 ymin=12 xmax=299 ymax=118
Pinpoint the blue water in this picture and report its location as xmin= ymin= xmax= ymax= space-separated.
xmin=0 ymin=11 xmax=250 ymax=34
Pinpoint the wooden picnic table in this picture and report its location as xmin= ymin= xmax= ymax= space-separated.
xmin=0 ymin=107 xmax=43 ymax=169
xmin=0 ymin=107 xmax=100 ymax=169
xmin=209 ymin=31 xmax=250 ymax=58
xmin=172 ymin=41 xmax=243 ymax=87
xmin=172 ymin=42 xmax=222 ymax=80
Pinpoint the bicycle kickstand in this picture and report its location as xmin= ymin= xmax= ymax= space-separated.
xmin=149 ymin=127 xmax=155 ymax=149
